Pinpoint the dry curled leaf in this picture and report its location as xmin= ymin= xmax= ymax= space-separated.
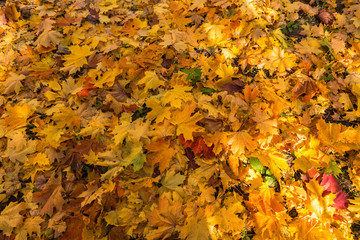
xmin=317 ymin=9 xmax=334 ymax=25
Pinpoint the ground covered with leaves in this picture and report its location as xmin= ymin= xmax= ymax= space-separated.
xmin=3 ymin=0 xmax=360 ymax=239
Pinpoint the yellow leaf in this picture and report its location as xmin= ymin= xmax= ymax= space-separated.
xmin=294 ymin=38 xmax=322 ymax=55
xmin=306 ymin=179 xmax=334 ymax=219
xmin=252 ymin=107 xmax=278 ymax=135
xmin=137 ymin=71 xmax=164 ymax=97
xmin=264 ymin=46 xmax=297 ymax=74
xmin=203 ymin=23 xmax=226 ymax=46
xmin=226 ymin=131 xmax=257 ymax=155
xmin=95 ymin=67 xmax=122 ymax=88
xmin=61 ymin=45 xmax=94 ymax=74
xmin=52 ymin=106 xmax=81 ymax=130
xmin=253 ymin=152 xmax=288 ymax=179
xmin=41 ymin=125 xmax=64 ymax=147
xmin=161 ymin=170 xmax=186 ymax=190
xmin=348 ymin=197 xmax=360 ymax=213
xmin=2 ymin=103 xmax=33 ymax=130
xmin=3 ymin=131 xmax=36 ymax=163
xmin=145 ymin=139 xmax=176 ymax=172
xmin=161 ymin=85 xmax=194 ymax=108
xmin=3 ymin=72 xmax=25 ymax=94
xmin=146 ymin=197 xmax=184 ymax=240
xmin=27 ymin=152 xmax=50 ymax=166
xmin=23 ymin=216 xmax=44 ymax=236
xmin=316 ymin=118 xmax=358 ymax=153
xmin=189 ymin=0 xmax=207 ymax=10
xmin=34 ymin=30 xmax=63 ymax=47
xmin=128 ymin=119 xmax=150 ymax=141
xmin=0 ymin=202 xmax=27 ymax=236
xmin=178 ymin=210 xmax=210 ymax=240
xmin=145 ymin=98 xmax=171 ymax=123
xmin=215 ymin=63 xmax=237 ymax=86
xmin=170 ymin=104 xmax=204 ymax=141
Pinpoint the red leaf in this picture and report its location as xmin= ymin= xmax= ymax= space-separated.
xmin=179 ymin=134 xmax=192 ymax=148
xmin=77 ymin=82 xmax=95 ymax=96
xmin=333 ymin=191 xmax=349 ymax=209
xmin=203 ymin=144 xmax=215 ymax=159
xmin=191 ymin=136 xmax=205 ymax=155
xmin=180 ymin=135 xmax=215 ymax=159
xmin=320 ymin=173 xmax=340 ymax=193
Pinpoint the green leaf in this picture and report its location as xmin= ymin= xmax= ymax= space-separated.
xmin=264 ymin=175 xmax=277 ymax=187
xmin=249 ymin=157 xmax=264 ymax=173
xmin=201 ymin=87 xmax=216 ymax=95
xmin=324 ymin=160 xmax=342 ymax=176
xmin=181 ymin=69 xmax=191 ymax=74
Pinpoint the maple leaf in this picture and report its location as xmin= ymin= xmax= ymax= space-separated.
xmin=21 ymin=216 xmax=45 ymax=237
xmin=3 ymin=0 xmax=360 ymax=238
xmin=264 ymin=46 xmax=297 ymax=74
xmin=294 ymin=38 xmax=322 ymax=55
xmin=79 ymin=112 xmax=112 ymax=139
xmin=33 ymin=172 xmax=65 ymax=216
xmin=291 ymin=78 xmax=318 ymax=102
xmin=145 ymin=98 xmax=171 ymax=123
xmin=34 ymin=30 xmax=63 ymax=47
xmin=58 ymin=216 xmax=85 ymax=240
xmin=0 ymin=202 xmax=27 ymax=236
xmin=52 ymin=106 xmax=81 ymax=130
xmin=252 ymin=107 xmax=278 ymax=135
xmin=222 ymin=79 xmax=245 ymax=94
xmin=146 ymin=197 xmax=184 ymax=240
xmin=348 ymin=197 xmax=360 ymax=213
xmin=178 ymin=212 xmax=210 ymax=240
xmin=316 ymin=118 xmax=357 ymax=153
xmin=320 ymin=173 xmax=340 ymax=194
xmin=226 ymin=131 xmax=257 ymax=155
xmin=2 ymin=103 xmax=33 ymax=130
xmin=3 ymin=72 xmax=25 ymax=94
xmin=202 ymin=23 xmax=227 ymax=46
xmin=242 ymin=85 xmax=259 ymax=103
xmin=95 ymin=67 xmax=122 ymax=88
xmin=2 ymin=131 xmax=36 ymax=163
xmin=161 ymin=85 xmax=194 ymax=108
xmin=127 ymin=119 xmax=150 ymax=141
xmin=77 ymin=82 xmax=96 ymax=97
xmin=306 ymin=179 xmax=334 ymax=219
xmin=61 ymin=45 xmax=94 ymax=74
xmin=252 ymin=153 xmax=288 ymax=179
xmin=40 ymin=125 xmax=65 ymax=148
xmin=120 ymin=140 xmax=146 ymax=171
xmin=253 ymin=210 xmax=286 ymax=239
xmin=207 ymin=193 xmax=245 ymax=235
xmin=171 ymin=12 xmax=192 ymax=31
xmin=137 ymin=71 xmax=165 ymax=96
xmin=161 ymin=170 xmax=186 ymax=191
xmin=215 ymin=63 xmax=237 ymax=86
xmin=145 ymin=139 xmax=176 ymax=172
xmin=333 ymin=191 xmax=348 ymax=209
xmin=170 ymin=104 xmax=204 ymax=141
xmin=189 ymin=0 xmax=207 ymax=10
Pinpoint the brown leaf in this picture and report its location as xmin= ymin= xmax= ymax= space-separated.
xmin=292 ymin=78 xmax=318 ymax=102
xmin=222 ymin=79 xmax=245 ymax=94
xmin=107 ymin=81 xmax=127 ymax=102
xmin=58 ymin=216 xmax=84 ymax=240
xmin=317 ymin=9 xmax=334 ymax=25
xmin=200 ymin=117 xmax=223 ymax=133
xmin=32 ymin=172 xmax=65 ymax=216
xmin=108 ymin=226 xmax=127 ymax=240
